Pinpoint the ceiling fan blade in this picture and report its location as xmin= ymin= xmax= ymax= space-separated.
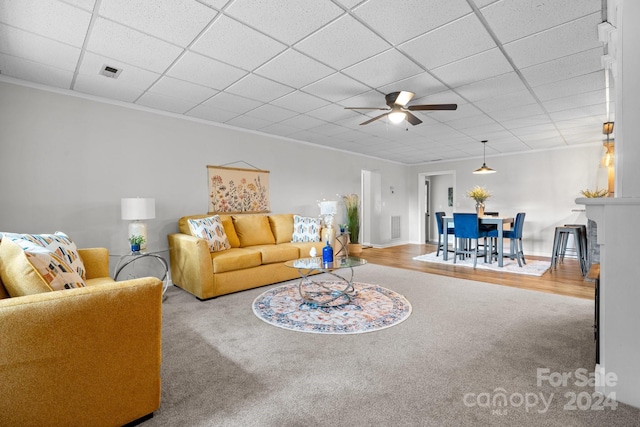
xmin=405 ymin=111 xmax=423 ymax=126
xmin=385 ymin=91 xmax=415 ymax=107
xmin=395 ymin=91 xmax=415 ymax=106
xmin=408 ymin=104 xmax=458 ymax=111
xmin=344 ymin=107 xmax=389 ymax=110
xmin=360 ymin=112 xmax=389 ymax=125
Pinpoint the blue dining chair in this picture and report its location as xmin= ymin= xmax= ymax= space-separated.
xmin=503 ymin=212 xmax=526 ymax=267
xmin=452 ymin=213 xmax=491 ymax=267
xmin=435 ymin=211 xmax=454 ymax=257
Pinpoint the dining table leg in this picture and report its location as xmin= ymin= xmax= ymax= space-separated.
xmin=497 ymin=223 xmax=504 ymax=267
xmin=443 ymin=218 xmax=449 ymax=261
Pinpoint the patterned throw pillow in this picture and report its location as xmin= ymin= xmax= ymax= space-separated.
xmin=3 ymin=231 xmax=86 ymax=279
xmin=187 ymin=215 xmax=231 ymax=252
xmin=291 ymin=215 xmax=321 ymax=242
xmin=0 ymin=238 xmax=85 ymax=295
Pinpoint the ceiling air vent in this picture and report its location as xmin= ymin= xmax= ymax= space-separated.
xmin=99 ymin=65 xmax=122 ymax=79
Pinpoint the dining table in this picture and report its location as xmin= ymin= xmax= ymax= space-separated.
xmin=441 ymin=215 xmax=515 ymax=267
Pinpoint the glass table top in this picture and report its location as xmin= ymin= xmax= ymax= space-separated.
xmin=285 ymin=256 xmax=367 ymax=270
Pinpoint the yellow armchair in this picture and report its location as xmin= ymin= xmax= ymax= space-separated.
xmin=0 ymin=247 xmax=163 ymax=427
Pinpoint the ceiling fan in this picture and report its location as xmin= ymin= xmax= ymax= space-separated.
xmin=344 ymin=91 xmax=457 ymax=126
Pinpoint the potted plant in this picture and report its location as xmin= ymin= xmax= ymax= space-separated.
xmin=343 ymin=193 xmax=361 ymax=254
xmin=129 ymin=234 xmax=145 ymax=253
xmin=466 ymin=186 xmax=491 ymax=216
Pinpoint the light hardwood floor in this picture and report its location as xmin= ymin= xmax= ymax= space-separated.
xmin=359 ymin=244 xmax=595 ymax=300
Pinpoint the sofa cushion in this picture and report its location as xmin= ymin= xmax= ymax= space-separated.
xmin=3 ymin=231 xmax=86 ymax=279
xmin=210 ymin=248 xmax=262 ymax=274
xmin=253 ymin=244 xmax=300 ymax=264
xmin=268 ymin=214 xmax=294 ymax=244
xmin=0 ymin=238 xmax=85 ymax=297
xmin=292 ymin=215 xmax=321 ymax=242
xmin=232 ymin=215 xmax=275 ymax=247
xmin=187 ymin=215 xmax=231 ymax=252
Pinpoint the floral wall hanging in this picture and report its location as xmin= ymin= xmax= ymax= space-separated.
xmin=207 ymin=165 xmax=270 ymax=214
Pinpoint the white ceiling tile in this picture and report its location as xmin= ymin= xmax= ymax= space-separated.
xmin=225 ymin=114 xmax=272 ymax=130
xmin=186 ymin=104 xmax=239 ymax=123
xmin=0 ymin=53 xmax=73 ymax=89
xmin=245 ymin=104 xmax=298 ymax=122
xmin=254 ymin=50 xmax=334 ymax=88
xmin=533 ymin=71 xmax=604 ymax=102
xmin=473 ymin=89 xmax=538 ymax=113
xmin=201 ymin=92 xmax=261 ymax=114
xmin=431 ymin=48 xmax=513 ymax=88
xmin=191 ymin=15 xmax=286 ymax=71
xmin=504 ymin=13 xmax=603 ymax=69
xmin=167 ymin=51 xmax=247 ymax=89
xmin=198 ymin=0 xmax=228 ymax=10
xmin=303 ymin=73 xmax=369 ymax=102
xmin=521 ymin=47 xmax=603 ymax=88
xmin=354 ymin=0 xmax=471 ymax=45
xmin=0 ymin=0 xmax=92 ymax=47
xmin=310 ymin=122 xmax=350 ymax=137
xmin=271 ymin=91 xmax=330 ymax=113
xmin=543 ymin=90 xmax=605 ymax=113
xmin=99 ymin=0 xmax=217 ymax=46
xmin=307 ymin=103 xmax=355 ymax=123
xmin=554 ymin=116 xmax=603 ymax=131
xmin=149 ymin=76 xmax=218 ymax=104
xmin=446 ymin=115 xmax=501 ymax=131
xmin=342 ymin=49 xmax=423 ymax=89
xmin=377 ymin=74 xmax=448 ymax=99
xmin=500 ymin=115 xmax=552 ymax=130
xmin=489 ymin=103 xmax=546 ymax=122
xmin=0 ymin=24 xmax=80 ymax=71
xmin=296 ymin=15 xmax=390 ymax=70
xmin=279 ymin=114 xmax=327 ymax=130
xmin=259 ymin=122 xmax=301 ymax=137
xmin=74 ymin=74 xmax=145 ymax=102
xmin=225 ymin=0 xmax=344 ymax=45
xmin=454 ymin=72 xmax=527 ymax=101
xmin=481 ymin=0 xmax=601 ymax=44
xmin=78 ymin=52 xmax=160 ymax=89
xmin=400 ymin=14 xmax=496 ymax=70
xmin=87 ymin=18 xmax=183 ymax=73
xmin=136 ymin=92 xmax=197 ymax=114
xmin=226 ymin=74 xmax=294 ymax=103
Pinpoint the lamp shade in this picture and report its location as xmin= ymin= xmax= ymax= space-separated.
xmin=121 ymin=198 xmax=155 ymax=220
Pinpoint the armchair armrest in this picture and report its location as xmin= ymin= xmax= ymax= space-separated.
xmin=168 ymin=233 xmax=214 ymax=300
xmin=0 ymin=278 xmax=163 ymax=427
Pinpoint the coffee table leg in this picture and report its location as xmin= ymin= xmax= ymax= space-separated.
xmin=297 ymin=266 xmax=357 ymax=307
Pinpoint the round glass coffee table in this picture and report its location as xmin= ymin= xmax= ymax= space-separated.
xmin=284 ymin=256 xmax=367 ymax=308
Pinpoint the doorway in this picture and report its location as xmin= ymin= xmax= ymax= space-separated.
xmin=417 ymin=171 xmax=455 ymax=245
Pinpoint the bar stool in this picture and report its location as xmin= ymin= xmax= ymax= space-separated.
xmin=550 ymin=225 xmax=588 ymax=275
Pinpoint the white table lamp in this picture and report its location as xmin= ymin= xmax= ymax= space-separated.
xmin=121 ymin=197 xmax=155 ymax=250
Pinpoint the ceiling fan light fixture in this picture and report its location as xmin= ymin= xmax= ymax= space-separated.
xmin=473 ymin=140 xmax=497 ymax=174
xmin=388 ymin=110 xmax=406 ymax=124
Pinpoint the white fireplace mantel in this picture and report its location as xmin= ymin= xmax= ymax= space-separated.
xmin=576 ymin=196 xmax=640 ymax=409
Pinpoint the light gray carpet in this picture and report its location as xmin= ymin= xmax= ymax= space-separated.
xmin=147 ymin=264 xmax=640 ymax=426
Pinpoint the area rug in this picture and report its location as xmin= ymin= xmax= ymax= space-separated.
xmin=252 ymin=280 xmax=412 ymax=334
xmin=413 ymin=251 xmax=550 ymax=276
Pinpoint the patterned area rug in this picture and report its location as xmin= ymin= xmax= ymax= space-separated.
xmin=252 ymin=281 xmax=412 ymax=334
xmin=413 ymin=251 xmax=550 ymax=276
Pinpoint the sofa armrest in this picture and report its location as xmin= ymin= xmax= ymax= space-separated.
xmin=78 ymin=247 xmax=110 ymax=279
xmin=168 ymin=233 xmax=214 ymax=299
xmin=0 ymin=278 xmax=162 ymax=427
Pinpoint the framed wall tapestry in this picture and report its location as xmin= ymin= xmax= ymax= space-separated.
xmin=448 ymin=187 xmax=453 ymax=207
xmin=207 ymin=165 xmax=270 ymax=214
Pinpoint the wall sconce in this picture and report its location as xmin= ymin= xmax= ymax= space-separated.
xmin=602 ymin=121 xmax=614 ymax=135
xmin=121 ymin=197 xmax=155 ymax=250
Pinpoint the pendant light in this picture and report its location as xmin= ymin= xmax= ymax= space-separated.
xmin=473 ymin=140 xmax=496 ymax=174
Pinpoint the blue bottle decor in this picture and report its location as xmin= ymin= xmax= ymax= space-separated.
xmin=322 ymin=240 xmax=333 ymax=264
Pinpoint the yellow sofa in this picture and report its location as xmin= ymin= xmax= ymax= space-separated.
xmin=0 ymin=246 xmax=163 ymax=427
xmin=168 ymin=213 xmax=327 ymax=300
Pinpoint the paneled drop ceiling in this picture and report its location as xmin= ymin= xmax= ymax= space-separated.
xmin=0 ymin=0 xmax=614 ymax=164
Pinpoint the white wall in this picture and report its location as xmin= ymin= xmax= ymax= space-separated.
xmin=409 ymin=145 xmax=607 ymax=256
xmin=0 ymin=80 xmax=409 ymax=252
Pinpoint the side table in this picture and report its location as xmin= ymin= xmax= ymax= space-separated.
xmin=334 ymin=232 xmax=349 ymax=258
xmin=114 ymin=249 xmax=170 ymax=299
